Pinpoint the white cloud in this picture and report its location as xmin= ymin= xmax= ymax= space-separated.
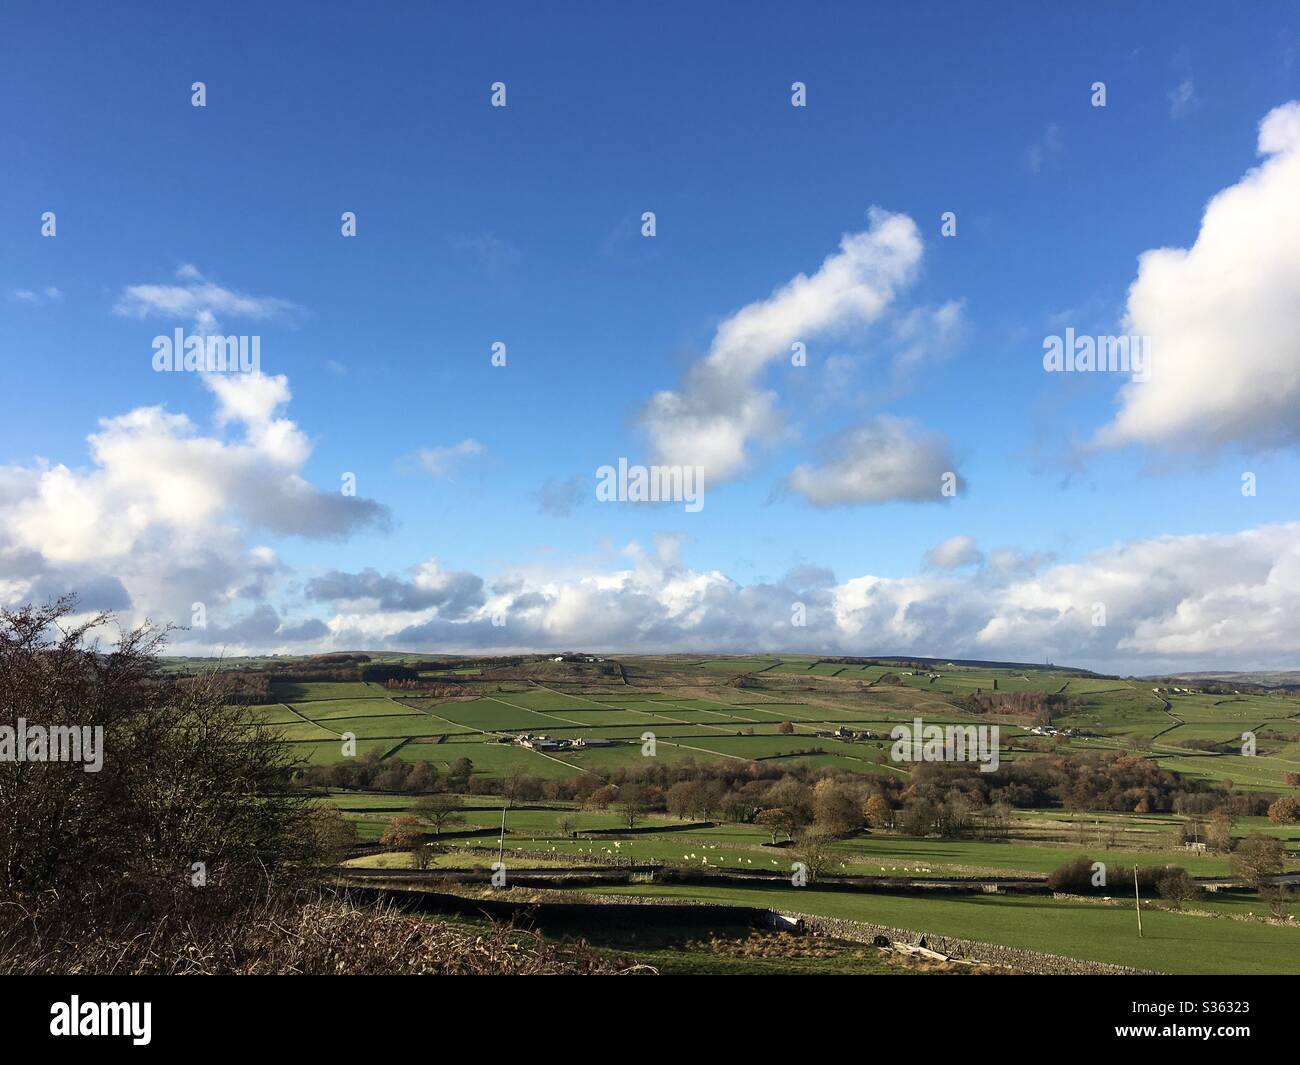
xmin=288 ymin=522 xmax=1300 ymax=674
xmin=887 ymin=299 xmax=965 ymax=390
xmin=783 ymin=416 xmax=960 ymax=506
xmin=1168 ymin=78 xmax=1197 ymax=119
xmin=925 ymin=534 xmax=982 ymax=569
xmin=8 ymin=368 xmax=1298 ymax=670
xmin=415 ymin=439 xmax=485 ymax=478
xmin=640 ymin=208 xmax=925 ymax=481
xmin=9 ymin=287 xmax=62 ymax=305
xmin=1096 ymin=100 xmax=1300 ymax=453
xmin=113 ymin=265 xmax=299 ymax=324
xmin=0 ymin=371 xmax=385 ymax=640
xmin=1025 ymin=123 xmax=1062 ymax=173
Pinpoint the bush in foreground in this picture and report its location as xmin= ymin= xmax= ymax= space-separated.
xmin=0 ymin=889 xmax=637 ymax=975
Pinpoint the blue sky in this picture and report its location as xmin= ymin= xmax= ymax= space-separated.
xmin=3 ymin=2 xmax=1300 ymax=671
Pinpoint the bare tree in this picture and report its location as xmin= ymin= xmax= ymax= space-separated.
xmin=1260 ymin=885 xmax=1294 ymax=921
xmin=1231 ymin=834 xmax=1286 ymax=889
xmin=615 ymin=783 xmax=649 ymax=830
xmin=414 ymin=793 xmax=466 ymax=838
xmin=793 ymin=827 xmax=837 ymax=882
xmin=1206 ymin=811 xmax=1235 ymax=853
xmin=1155 ymin=868 xmax=1202 ymax=910
xmin=757 ymin=807 xmax=797 ymax=845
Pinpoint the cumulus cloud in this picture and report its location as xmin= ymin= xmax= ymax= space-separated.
xmin=306 ymin=560 xmax=484 ymax=618
xmin=967 ymin=524 xmax=1300 ymax=664
xmin=833 ymin=522 xmax=1300 ymax=670
xmin=640 ymin=208 xmax=926 ymax=481
xmin=197 ymin=604 xmax=329 ymax=645
xmin=1095 ymin=100 xmax=1300 ymax=454
xmin=925 ymin=534 xmax=982 ymax=569
xmin=280 ymin=522 xmax=1300 ymax=674
xmin=985 ymin=547 xmax=1054 ymax=577
xmin=415 ymin=439 xmax=485 ymax=478
xmin=783 ymin=416 xmax=961 ymax=506
xmin=8 ymin=371 xmax=1298 ymax=671
xmin=0 ymin=370 xmax=386 ymax=641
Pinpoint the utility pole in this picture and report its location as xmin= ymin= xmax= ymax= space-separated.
xmin=498 ymin=799 xmax=508 ymax=865
xmin=1134 ymin=866 xmax=1143 ymax=938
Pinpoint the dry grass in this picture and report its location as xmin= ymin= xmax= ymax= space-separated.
xmin=0 ymin=889 xmax=645 ymax=975
xmin=684 ymin=928 xmax=1001 ymax=972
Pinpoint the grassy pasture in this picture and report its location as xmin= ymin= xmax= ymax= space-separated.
xmin=294 ymin=698 xmax=428 ymax=721
xmin=274 ymin=675 xmax=1300 ymax=792
xmin=580 ymin=883 xmax=1300 ymax=975
xmin=271 ymin=681 xmax=386 ymax=702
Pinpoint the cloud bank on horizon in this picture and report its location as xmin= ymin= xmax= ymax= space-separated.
xmin=4 ymin=84 xmax=1300 ymax=676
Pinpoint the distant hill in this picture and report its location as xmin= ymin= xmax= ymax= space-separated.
xmin=160 ymin=649 xmax=1113 ymax=681
xmin=1147 ymin=670 xmax=1300 ymax=691
xmin=816 ymin=654 xmax=1103 ymax=675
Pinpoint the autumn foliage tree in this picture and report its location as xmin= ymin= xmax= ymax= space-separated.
xmin=863 ymin=794 xmax=894 ymax=830
xmin=1267 ymin=796 xmax=1300 ymax=824
xmin=380 ymin=815 xmax=423 ymax=851
xmin=812 ymin=778 xmax=861 ymax=836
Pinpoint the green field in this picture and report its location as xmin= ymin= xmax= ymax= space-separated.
xmin=251 ymin=660 xmax=1300 ymax=794
xmin=578 ymin=883 xmax=1300 ymax=975
xmin=210 ymin=655 xmax=1300 ymax=975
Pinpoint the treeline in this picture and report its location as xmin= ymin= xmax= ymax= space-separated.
xmin=305 ymin=746 xmax=1245 ymax=843
xmin=199 ymin=671 xmax=272 ymax=704
xmin=302 ymin=740 xmax=1282 ymax=846
xmin=184 ymin=654 xmax=376 ymax=699
xmin=296 ymin=753 xmax=471 ymax=793
xmin=404 ymin=656 xmax=528 ymax=671
xmin=381 ymin=679 xmax=469 ymax=696
xmin=180 ymin=655 xmax=507 ymax=698
xmin=956 ymin=689 xmax=1080 ymax=722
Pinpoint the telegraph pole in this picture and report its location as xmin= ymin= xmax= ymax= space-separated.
xmin=498 ymin=800 xmax=507 ymax=865
xmin=1134 ymin=866 xmax=1143 ymax=938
